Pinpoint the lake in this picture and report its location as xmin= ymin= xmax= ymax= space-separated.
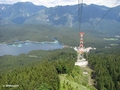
xmin=0 ymin=40 xmax=63 ymax=56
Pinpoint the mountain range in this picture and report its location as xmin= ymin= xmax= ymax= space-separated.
xmin=0 ymin=2 xmax=120 ymax=31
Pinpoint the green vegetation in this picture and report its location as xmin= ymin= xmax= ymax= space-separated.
xmin=59 ymin=66 xmax=96 ymax=90
xmin=0 ymin=60 xmax=60 ymax=90
xmin=88 ymin=45 xmax=120 ymax=90
xmin=0 ymin=24 xmax=120 ymax=90
xmin=0 ymin=24 xmax=114 ymax=47
xmin=0 ymin=48 xmax=96 ymax=90
xmin=0 ymin=48 xmax=77 ymax=90
xmin=0 ymin=49 xmax=74 ymax=73
xmin=0 ymin=24 xmax=80 ymax=46
xmin=103 ymin=38 xmax=118 ymax=41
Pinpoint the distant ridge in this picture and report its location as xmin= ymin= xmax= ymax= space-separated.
xmin=0 ymin=2 xmax=120 ymax=31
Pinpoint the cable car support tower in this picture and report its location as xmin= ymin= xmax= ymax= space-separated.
xmin=75 ymin=0 xmax=88 ymax=66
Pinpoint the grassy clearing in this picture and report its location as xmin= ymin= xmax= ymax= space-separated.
xmin=103 ymin=38 xmax=118 ymax=40
xmin=59 ymin=66 xmax=96 ymax=90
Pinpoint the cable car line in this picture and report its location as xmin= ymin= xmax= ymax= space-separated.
xmin=94 ymin=0 xmax=120 ymax=27
xmin=78 ymin=0 xmax=84 ymax=32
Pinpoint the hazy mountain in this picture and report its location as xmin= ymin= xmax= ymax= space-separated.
xmin=0 ymin=2 xmax=120 ymax=31
xmin=0 ymin=2 xmax=46 ymax=24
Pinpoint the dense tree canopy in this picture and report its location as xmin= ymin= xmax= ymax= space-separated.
xmin=88 ymin=45 xmax=120 ymax=90
xmin=0 ymin=49 xmax=77 ymax=90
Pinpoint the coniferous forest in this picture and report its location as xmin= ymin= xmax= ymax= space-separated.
xmin=0 ymin=45 xmax=120 ymax=90
xmin=0 ymin=1 xmax=120 ymax=89
xmin=0 ymin=24 xmax=120 ymax=90
xmin=0 ymin=49 xmax=77 ymax=90
xmin=88 ymin=45 xmax=120 ymax=90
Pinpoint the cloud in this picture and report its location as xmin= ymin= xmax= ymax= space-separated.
xmin=84 ymin=0 xmax=120 ymax=7
xmin=0 ymin=0 xmax=120 ymax=7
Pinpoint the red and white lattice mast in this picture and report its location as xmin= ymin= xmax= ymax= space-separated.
xmin=78 ymin=32 xmax=85 ymax=59
xmin=79 ymin=32 xmax=84 ymax=48
xmin=75 ymin=32 xmax=88 ymax=66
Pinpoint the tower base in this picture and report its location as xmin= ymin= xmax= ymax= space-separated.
xmin=75 ymin=53 xmax=88 ymax=67
xmin=75 ymin=60 xmax=88 ymax=67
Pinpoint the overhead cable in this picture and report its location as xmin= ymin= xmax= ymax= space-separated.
xmin=94 ymin=0 xmax=120 ymax=27
xmin=78 ymin=0 xmax=84 ymax=32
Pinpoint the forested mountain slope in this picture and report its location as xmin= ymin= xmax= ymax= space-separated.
xmin=0 ymin=2 xmax=120 ymax=31
xmin=88 ymin=45 xmax=120 ymax=90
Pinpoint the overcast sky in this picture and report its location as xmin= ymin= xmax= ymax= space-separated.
xmin=0 ymin=0 xmax=120 ymax=7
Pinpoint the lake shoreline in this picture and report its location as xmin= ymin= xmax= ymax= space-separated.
xmin=0 ymin=40 xmax=63 ymax=56
xmin=0 ymin=39 xmax=63 ymax=45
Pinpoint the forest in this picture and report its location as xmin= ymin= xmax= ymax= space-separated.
xmin=0 ymin=48 xmax=77 ymax=90
xmin=0 ymin=45 xmax=119 ymax=90
xmin=0 ymin=46 xmax=120 ymax=90
xmin=0 ymin=24 xmax=115 ymax=47
xmin=0 ymin=24 xmax=120 ymax=90
xmin=88 ymin=45 xmax=120 ymax=90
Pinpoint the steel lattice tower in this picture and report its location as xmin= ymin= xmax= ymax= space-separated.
xmin=78 ymin=32 xmax=84 ymax=59
xmin=79 ymin=32 xmax=84 ymax=48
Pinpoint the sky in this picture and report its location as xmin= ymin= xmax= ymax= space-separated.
xmin=0 ymin=0 xmax=120 ymax=7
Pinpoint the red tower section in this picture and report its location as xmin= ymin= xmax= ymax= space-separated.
xmin=79 ymin=32 xmax=84 ymax=48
